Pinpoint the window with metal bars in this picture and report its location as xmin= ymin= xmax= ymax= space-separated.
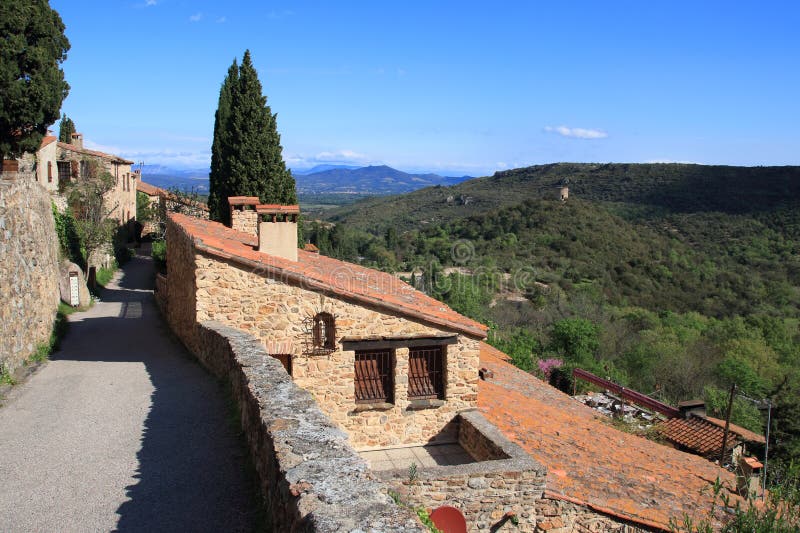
xmin=408 ymin=346 xmax=445 ymax=400
xmin=354 ymin=349 xmax=394 ymax=404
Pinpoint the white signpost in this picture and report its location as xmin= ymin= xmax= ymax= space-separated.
xmin=69 ymin=271 xmax=80 ymax=307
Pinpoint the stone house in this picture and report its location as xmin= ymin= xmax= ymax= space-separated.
xmin=162 ymin=198 xmax=745 ymax=532
xmin=166 ymin=197 xmax=487 ymax=449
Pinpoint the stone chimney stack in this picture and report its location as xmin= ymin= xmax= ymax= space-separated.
xmin=228 ymin=196 xmax=260 ymax=234
xmin=256 ymin=204 xmax=299 ymax=262
xmin=70 ymin=133 xmax=83 ymax=149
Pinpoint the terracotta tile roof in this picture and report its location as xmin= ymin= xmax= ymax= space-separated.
xmin=256 ymin=204 xmax=300 ymax=215
xmin=57 ymin=141 xmax=134 ymax=165
xmin=170 ymin=213 xmax=488 ymax=338
xmin=228 ymin=196 xmax=260 ymax=206
xmin=658 ymin=416 xmax=737 ymax=458
xmin=706 ymin=416 xmax=766 ymax=445
xmin=40 ymin=135 xmax=57 ymax=148
xmin=304 ymin=243 xmax=320 ymax=253
xmin=137 ymin=180 xmax=163 ymax=196
xmin=478 ymin=343 xmax=745 ymax=531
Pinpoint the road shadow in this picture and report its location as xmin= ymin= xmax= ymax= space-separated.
xmin=53 ymin=253 xmax=259 ymax=532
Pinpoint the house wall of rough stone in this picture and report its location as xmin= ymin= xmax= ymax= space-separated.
xmin=0 ymin=177 xmax=60 ymax=375
xmin=191 ymin=320 xmax=426 ymax=532
xmin=35 ymin=141 xmax=59 ymax=192
xmin=535 ymin=497 xmax=655 ymax=533
xmin=231 ymin=207 xmax=258 ymax=235
xmin=191 ymin=250 xmax=481 ymax=448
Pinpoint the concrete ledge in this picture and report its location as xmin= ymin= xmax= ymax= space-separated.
xmin=195 ymin=321 xmax=425 ymax=532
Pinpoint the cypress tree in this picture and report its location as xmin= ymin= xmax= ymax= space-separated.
xmin=208 ymin=50 xmax=297 ymax=225
xmin=58 ymin=113 xmax=76 ymax=143
xmin=208 ymin=59 xmax=238 ymax=222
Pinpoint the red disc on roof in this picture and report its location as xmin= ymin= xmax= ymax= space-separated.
xmin=429 ymin=505 xmax=467 ymax=533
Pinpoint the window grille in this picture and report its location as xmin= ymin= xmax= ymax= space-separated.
xmin=312 ymin=312 xmax=336 ymax=351
xmin=408 ymin=346 xmax=445 ymax=400
xmin=354 ymin=349 xmax=393 ymax=404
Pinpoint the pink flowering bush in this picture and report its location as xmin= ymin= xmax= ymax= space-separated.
xmin=537 ymin=358 xmax=563 ymax=380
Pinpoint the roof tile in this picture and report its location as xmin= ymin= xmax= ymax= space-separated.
xmin=170 ymin=213 xmax=488 ymax=338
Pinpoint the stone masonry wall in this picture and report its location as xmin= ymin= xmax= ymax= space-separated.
xmin=164 ymin=219 xmax=198 ymax=353
xmin=0 ymin=177 xmax=60 ymax=374
xmin=193 ymin=321 xmax=426 ymax=532
xmin=535 ymin=497 xmax=655 ymax=533
xmin=231 ymin=207 xmax=258 ymax=235
xmin=192 ymin=250 xmax=482 ymax=449
xmin=379 ymin=411 xmax=547 ymax=532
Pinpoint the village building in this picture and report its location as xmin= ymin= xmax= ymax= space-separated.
xmin=160 ymin=198 xmax=751 ymax=532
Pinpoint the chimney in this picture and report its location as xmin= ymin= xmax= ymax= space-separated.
xmin=677 ymin=399 xmax=706 ymax=419
xmin=70 ymin=132 xmax=83 ymax=149
xmin=228 ymin=196 xmax=260 ymax=234
xmin=256 ymin=204 xmax=299 ymax=262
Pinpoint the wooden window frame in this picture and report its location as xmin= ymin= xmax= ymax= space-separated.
xmin=47 ymin=161 xmax=52 ymax=183
xmin=354 ymin=349 xmax=394 ymax=404
xmin=408 ymin=345 xmax=446 ymax=401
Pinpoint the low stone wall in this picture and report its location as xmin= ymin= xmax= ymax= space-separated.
xmin=378 ymin=410 xmax=547 ymax=532
xmin=535 ymin=495 xmax=657 ymax=533
xmin=193 ymin=320 xmax=426 ymax=532
xmin=0 ymin=177 xmax=60 ymax=374
xmin=154 ymin=273 xmax=167 ymax=313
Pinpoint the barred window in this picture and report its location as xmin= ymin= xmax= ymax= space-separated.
xmin=408 ymin=346 xmax=445 ymax=400
xmin=312 ymin=312 xmax=336 ymax=351
xmin=354 ymin=349 xmax=394 ymax=404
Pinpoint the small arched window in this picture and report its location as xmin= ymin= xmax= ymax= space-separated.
xmin=312 ymin=312 xmax=336 ymax=351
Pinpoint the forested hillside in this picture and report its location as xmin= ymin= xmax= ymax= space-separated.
xmin=312 ymin=163 xmax=800 ymax=470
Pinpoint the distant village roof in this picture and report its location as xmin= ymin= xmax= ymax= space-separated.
xmin=478 ymin=344 xmax=746 ymax=531
xmin=57 ymin=141 xmax=134 ymax=165
xmin=169 ymin=213 xmax=488 ymax=338
xmin=658 ymin=415 xmax=736 ymax=458
xmin=706 ymin=416 xmax=766 ymax=445
xmin=40 ymin=135 xmax=57 ymax=148
xmin=137 ymin=180 xmax=163 ymax=196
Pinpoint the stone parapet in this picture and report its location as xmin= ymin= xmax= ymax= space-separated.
xmin=377 ymin=410 xmax=547 ymax=531
xmin=194 ymin=321 xmax=426 ymax=532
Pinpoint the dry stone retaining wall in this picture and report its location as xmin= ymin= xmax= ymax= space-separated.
xmin=535 ymin=497 xmax=656 ymax=533
xmin=0 ymin=176 xmax=60 ymax=374
xmin=193 ymin=320 xmax=426 ymax=532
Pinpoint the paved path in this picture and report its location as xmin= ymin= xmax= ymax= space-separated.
xmin=0 ymin=247 xmax=257 ymax=532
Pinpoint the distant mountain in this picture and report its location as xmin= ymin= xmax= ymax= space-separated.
xmin=292 ymin=164 xmax=360 ymax=175
xmin=294 ymin=165 xmax=471 ymax=194
xmin=137 ymin=164 xmax=472 ymax=196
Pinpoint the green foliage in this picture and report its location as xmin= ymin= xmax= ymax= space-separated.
xmin=488 ymin=326 xmax=539 ymax=372
xmin=52 ymin=201 xmax=83 ymax=267
xmin=151 ymin=239 xmax=166 ymax=273
xmin=0 ymin=0 xmax=70 ymax=160
xmin=58 ymin=113 xmax=75 ymax=143
xmin=549 ymin=318 xmax=599 ymax=365
xmin=65 ymin=159 xmax=117 ymax=269
xmin=209 ymin=50 xmax=297 ymax=224
xmin=136 ymin=191 xmax=156 ymax=223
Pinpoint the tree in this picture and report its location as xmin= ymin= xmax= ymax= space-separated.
xmin=58 ymin=113 xmax=75 ymax=143
xmin=0 ymin=0 xmax=70 ymax=162
xmin=208 ymin=50 xmax=297 ymax=225
xmin=66 ymin=159 xmax=116 ymax=271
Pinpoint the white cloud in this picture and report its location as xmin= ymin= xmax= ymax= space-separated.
xmin=285 ymin=149 xmax=374 ymax=170
xmin=145 ymin=0 xmax=157 ymax=6
xmin=189 ymin=12 xmax=203 ymax=22
xmin=544 ymin=125 xmax=608 ymax=140
xmin=216 ymin=16 xmax=226 ymax=23
xmin=644 ymin=159 xmax=700 ymax=164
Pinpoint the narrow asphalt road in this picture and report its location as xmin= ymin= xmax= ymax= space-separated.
xmin=0 ymin=246 xmax=257 ymax=532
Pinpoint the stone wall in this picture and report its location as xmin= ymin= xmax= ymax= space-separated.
xmin=379 ymin=411 xmax=547 ymax=532
xmin=535 ymin=496 xmax=656 ymax=533
xmin=231 ymin=206 xmax=258 ymax=235
xmin=193 ymin=320 xmax=426 ymax=532
xmin=0 ymin=177 xmax=60 ymax=374
xmin=165 ymin=215 xmax=482 ymax=449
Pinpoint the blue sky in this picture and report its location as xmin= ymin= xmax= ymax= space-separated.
xmin=51 ymin=1 xmax=799 ymax=175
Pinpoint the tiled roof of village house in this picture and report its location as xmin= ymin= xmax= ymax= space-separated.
xmin=706 ymin=416 xmax=766 ymax=444
xmin=137 ymin=180 xmax=163 ymax=196
xmin=658 ymin=416 xmax=738 ymax=458
xmin=40 ymin=135 xmax=57 ymax=148
xmin=169 ymin=212 xmax=488 ymax=338
xmin=57 ymin=141 xmax=135 ymax=165
xmin=478 ymin=343 xmax=747 ymax=531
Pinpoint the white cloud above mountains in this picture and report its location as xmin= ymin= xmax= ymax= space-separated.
xmin=544 ymin=125 xmax=608 ymax=139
